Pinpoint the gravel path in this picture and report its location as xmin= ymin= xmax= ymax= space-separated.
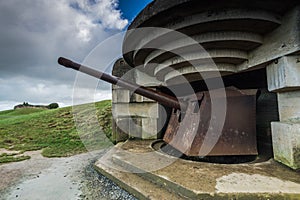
xmin=0 ymin=150 xmax=137 ymax=200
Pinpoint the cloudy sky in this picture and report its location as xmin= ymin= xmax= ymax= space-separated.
xmin=0 ymin=0 xmax=152 ymax=111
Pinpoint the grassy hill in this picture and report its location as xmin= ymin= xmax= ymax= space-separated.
xmin=0 ymin=100 xmax=112 ymax=163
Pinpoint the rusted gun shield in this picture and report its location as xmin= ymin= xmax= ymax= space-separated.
xmin=163 ymin=87 xmax=258 ymax=156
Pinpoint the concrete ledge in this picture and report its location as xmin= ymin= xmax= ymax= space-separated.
xmin=94 ymin=140 xmax=300 ymax=199
xmin=94 ymin=149 xmax=187 ymax=200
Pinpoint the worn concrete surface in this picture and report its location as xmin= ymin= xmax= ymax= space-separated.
xmin=215 ymin=173 xmax=300 ymax=193
xmin=94 ymin=140 xmax=300 ymax=199
xmin=1 ymin=150 xmax=88 ymax=199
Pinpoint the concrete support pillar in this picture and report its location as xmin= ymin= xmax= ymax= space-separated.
xmin=267 ymin=55 xmax=300 ymax=169
xmin=112 ymin=59 xmax=164 ymax=143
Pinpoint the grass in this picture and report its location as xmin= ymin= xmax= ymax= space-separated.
xmin=0 ymin=100 xmax=113 ymax=163
xmin=0 ymin=108 xmax=46 ymax=120
xmin=0 ymin=154 xmax=31 ymax=163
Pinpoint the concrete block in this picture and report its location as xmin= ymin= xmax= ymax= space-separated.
xmin=142 ymin=118 xmax=159 ymax=139
xmin=267 ymin=56 xmax=300 ymax=92
xmin=112 ymin=119 xmax=129 ymax=143
xmin=113 ymin=118 xmax=130 ymax=140
xmin=112 ymin=103 xmax=160 ymax=118
xmin=271 ymin=122 xmax=300 ymax=170
xmin=277 ymin=91 xmax=300 ymax=122
xmin=112 ymin=89 xmax=130 ymax=103
xmin=114 ymin=117 xmax=142 ymax=139
xmin=129 ymin=118 xmax=142 ymax=138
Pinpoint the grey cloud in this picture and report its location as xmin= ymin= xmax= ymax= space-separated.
xmin=0 ymin=0 xmax=126 ymax=110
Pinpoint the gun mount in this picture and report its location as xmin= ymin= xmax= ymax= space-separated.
xmin=58 ymin=57 xmax=258 ymax=157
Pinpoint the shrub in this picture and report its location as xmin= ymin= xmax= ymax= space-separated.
xmin=48 ymin=103 xmax=59 ymax=109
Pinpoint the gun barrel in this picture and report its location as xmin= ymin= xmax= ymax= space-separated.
xmin=58 ymin=57 xmax=186 ymax=110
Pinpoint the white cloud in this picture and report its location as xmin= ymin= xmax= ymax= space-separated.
xmin=73 ymin=0 xmax=128 ymax=30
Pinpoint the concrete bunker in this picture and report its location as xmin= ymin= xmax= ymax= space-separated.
xmin=57 ymin=0 xmax=300 ymax=198
xmin=112 ymin=0 xmax=300 ymax=170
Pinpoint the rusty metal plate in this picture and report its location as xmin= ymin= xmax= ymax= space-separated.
xmin=163 ymin=87 xmax=258 ymax=156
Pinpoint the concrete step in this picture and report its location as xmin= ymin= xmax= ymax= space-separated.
xmin=94 ymin=140 xmax=300 ymax=200
xmin=111 ymin=154 xmax=201 ymax=199
xmin=94 ymin=149 xmax=187 ymax=200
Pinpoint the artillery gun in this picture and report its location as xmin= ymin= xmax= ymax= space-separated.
xmin=58 ymin=57 xmax=258 ymax=157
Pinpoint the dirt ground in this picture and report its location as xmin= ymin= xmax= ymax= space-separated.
xmin=0 ymin=150 xmax=135 ymax=200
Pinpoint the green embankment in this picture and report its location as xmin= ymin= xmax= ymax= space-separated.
xmin=0 ymin=100 xmax=112 ymax=163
